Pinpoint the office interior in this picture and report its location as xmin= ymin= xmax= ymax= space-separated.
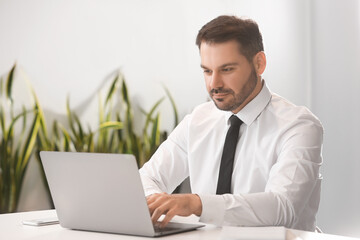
xmin=0 ymin=0 xmax=359 ymax=238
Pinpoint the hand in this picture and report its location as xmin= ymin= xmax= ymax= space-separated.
xmin=146 ymin=193 xmax=202 ymax=228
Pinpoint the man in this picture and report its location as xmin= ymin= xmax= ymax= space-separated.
xmin=139 ymin=15 xmax=323 ymax=231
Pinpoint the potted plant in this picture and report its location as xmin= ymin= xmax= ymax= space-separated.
xmin=0 ymin=64 xmax=40 ymax=213
xmin=0 ymin=64 xmax=179 ymax=212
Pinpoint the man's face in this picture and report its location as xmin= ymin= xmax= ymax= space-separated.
xmin=200 ymin=40 xmax=259 ymax=113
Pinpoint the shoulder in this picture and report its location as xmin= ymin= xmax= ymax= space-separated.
xmin=264 ymin=93 xmax=324 ymax=143
xmin=268 ymin=93 xmax=322 ymax=127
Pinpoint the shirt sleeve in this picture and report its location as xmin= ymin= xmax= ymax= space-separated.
xmin=199 ymin=117 xmax=323 ymax=230
xmin=139 ymin=115 xmax=190 ymax=196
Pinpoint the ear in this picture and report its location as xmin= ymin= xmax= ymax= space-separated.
xmin=252 ymin=52 xmax=266 ymax=76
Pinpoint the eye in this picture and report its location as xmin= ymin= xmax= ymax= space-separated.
xmin=222 ymin=67 xmax=233 ymax=72
xmin=203 ymin=69 xmax=212 ymax=74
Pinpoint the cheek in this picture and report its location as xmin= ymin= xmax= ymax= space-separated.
xmin=204 ymin=76 xmax=211 ymax=91
xmin=224 ymin=75 xmax=240 ymax=90
xmin=235 ymin=80 xmax=246 ymax=93
xmin=227 ymin=72 xmax=250 ymax=92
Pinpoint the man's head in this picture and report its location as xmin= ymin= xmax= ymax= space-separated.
xmin=196 ymin=15 xmax=266 ymax=113
xmin=196 ymin=15 xmax=264 ymax=62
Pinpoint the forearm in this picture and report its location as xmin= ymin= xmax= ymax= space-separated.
xmin=199 ymin=192 xmax=295 ymax=227
xmin=199 ymin=173 xmax=321 ymax=232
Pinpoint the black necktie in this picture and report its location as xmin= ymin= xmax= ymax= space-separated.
xmin=216 ymin=115 xmax=242 ymax=194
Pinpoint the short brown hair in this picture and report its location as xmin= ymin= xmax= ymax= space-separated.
xmin=196 ymin=15 xmax=264 ymax=62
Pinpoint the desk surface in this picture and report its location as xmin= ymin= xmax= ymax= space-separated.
xmin=0 ymin=210 xmax=220 ymax=240
xmin=0 ymin=210 xmax=358 ymax=240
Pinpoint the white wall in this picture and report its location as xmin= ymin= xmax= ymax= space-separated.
xmin=310 ymin=0 xmax=360 ymax=237
xmin=0 ymin=0 xmax=311 ymax=126
xmin=0 ymin=0 xmax=359 ymax=237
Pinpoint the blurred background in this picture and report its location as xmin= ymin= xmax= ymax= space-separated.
xmin=0 ymin=0 xmax=359 ymax=237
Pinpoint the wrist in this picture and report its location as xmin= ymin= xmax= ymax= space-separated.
xmin=191 ymin=194 xmax=202 ymax=216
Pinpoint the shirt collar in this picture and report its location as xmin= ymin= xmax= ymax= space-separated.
xmin=223 ymin=81 xmax=272 ymax=126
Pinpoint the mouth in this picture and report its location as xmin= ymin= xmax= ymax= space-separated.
xmin=212 ymin=93 xmax=228 ymax=100
xmin=210 ymin=89 xmax=231 ymax=100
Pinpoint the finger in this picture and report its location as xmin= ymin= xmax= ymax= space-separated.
xmin=148 ymin=204 xmax=155 ymax=215
xmin=150 ymin=196 xmax=173 ymax=224
xmin=160 ymin=210 xmax=176 ymax=228
xmin=146 ymin=196 xmax=153 ymax=204
xmin=146 ymin=193 xmax=159 ymax=204
xmin=148 ymin=200 xmax=162 ymax=215
xmin=147 ymin=193 xmax=167 ymax=203
xmin=151 ymin=205 xmax=168 ymax=224
xmin=147 ymin=193 xmax=166 ymax=214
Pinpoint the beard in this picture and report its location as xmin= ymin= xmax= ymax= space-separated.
xmin=209 ymin=67 xmax=258 ymax=112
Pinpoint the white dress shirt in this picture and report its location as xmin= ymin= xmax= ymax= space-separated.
xmin=139 ymin=82 xmax=323 ymax=231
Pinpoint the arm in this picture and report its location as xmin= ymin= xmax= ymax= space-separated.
xmin=140 ymin=115 xmax=197 ymax=226
xmin=139 ymin=117 xmax=190 ymax=195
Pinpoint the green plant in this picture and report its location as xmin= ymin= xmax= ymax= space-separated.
xmin=55 ymin=71 xmax=178 ymax=167
xmin=36 ymin=70 xmax=179 ymax=207
xmin=0 ymin=64 xmax=179 ymax=213
xmin=0 ymin=64 xmax=41 ymax=213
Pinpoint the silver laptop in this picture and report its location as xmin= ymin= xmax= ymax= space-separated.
xmin=40 ymin=151 xmax=204 ymax=237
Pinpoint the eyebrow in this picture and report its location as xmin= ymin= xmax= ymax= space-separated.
xmin=200 ymin=62 xmax=239 ymax=69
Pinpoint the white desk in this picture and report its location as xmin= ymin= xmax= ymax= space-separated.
xmin=0 ymin=210 xmax=358 ymax=240
xmin=0 ymin=210 xmax=220 ymax=240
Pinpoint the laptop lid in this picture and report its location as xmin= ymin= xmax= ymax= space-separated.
xmin=40 ymin=151 xmax=204 ymax=237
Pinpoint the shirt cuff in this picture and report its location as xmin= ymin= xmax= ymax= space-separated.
xmin=198 ymin=194 xmax=226 ymax=226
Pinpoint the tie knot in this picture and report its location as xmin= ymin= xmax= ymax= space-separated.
xmin=229 ymin=115 xmax=242 ymax=127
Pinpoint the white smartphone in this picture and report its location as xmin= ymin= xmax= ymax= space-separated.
xmin=22 ymin=217 xmax=59 ymax=226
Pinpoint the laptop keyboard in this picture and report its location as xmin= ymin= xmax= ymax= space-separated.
xmin=154 ymin=223 xmax=178 ymax=233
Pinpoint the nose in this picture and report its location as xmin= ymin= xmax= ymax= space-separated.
xmin=210 ymin=71 xmax=223 ymax=89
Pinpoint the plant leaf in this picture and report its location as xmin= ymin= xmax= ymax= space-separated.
xmin=143 ymin=97 xmax=165 ymax=136
xmin=163 ymin=85 xmax=179 ymax=128
xmin=6 ymin=108 xmax=33 ymax=143
xmin=0 ymin=104 xmax=6 ymax=136
xmin=5 ymin=63 xmax=16 ymax=104
xmin=18 ymin=112 xmax=40 ymax=174
xmin=150 ymin=113 xmax=161 ymax=154
xmin=30 ymin=85 xmax=48 ymax=137
xmin=58 ymin=125 xmax=72 ymax=152
xmin=105 ymin=73 xmax=120 ymax=106
xmin=121 ymin=77 xmax=131 ymax=108
xmin=0 ymin=76 xmax=3 ymax=93
xmin=97 ymin=121 xmax=123 ymax=131
xmin=66 ymin=96 xmax=77 ymax=138
xmin=73 ymin=114 xmax=84 ymax=141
